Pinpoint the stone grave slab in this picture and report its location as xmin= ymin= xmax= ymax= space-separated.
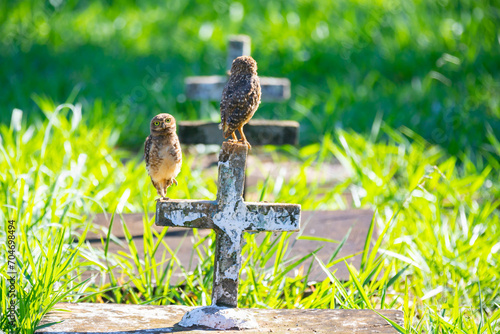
xmin=86 ymin=209 xmax=374 ymax=284
xmin=178 ymin=120 xmax=299 ymax=146
xmin=37 ymin=302 xmax=403 ymax=333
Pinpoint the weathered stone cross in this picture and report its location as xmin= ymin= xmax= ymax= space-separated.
xmin=155 ymin=141 xmax=301 ymax=308
xmin=179 ymin=35 xmax=299 ymax=146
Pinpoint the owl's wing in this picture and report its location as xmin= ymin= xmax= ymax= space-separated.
xmin=144 ymin=135 xmax=152 ymax=165
xmin=248 ymin=76 xmax=261 ymax=106
xmin=233 ymin=76 xmax=260 ymax=112
xmin=220 ymin=83 xmax=234 ymax=128
xmin=224 ymin=77 xmax=259 ymax=110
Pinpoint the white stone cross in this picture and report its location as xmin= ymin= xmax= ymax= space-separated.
xmin=155 ymin=141 xmax=301 ymax=308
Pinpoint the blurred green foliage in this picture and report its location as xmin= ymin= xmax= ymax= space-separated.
xmin=1 ymin=0 xmax=499 ymax=155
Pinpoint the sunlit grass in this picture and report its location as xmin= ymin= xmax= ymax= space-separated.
xmin=1 ymin=104 xmax=499 ymax=333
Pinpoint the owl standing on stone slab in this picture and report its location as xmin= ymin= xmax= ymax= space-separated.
xmin=144 ymin=113 xmax=182 ymax=200
xmin=220 ymin=55 xmax=261 ymax=148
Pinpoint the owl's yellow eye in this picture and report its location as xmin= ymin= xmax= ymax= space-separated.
xmin=154 ymin=121 xmax=160 ymax=126
xmin=166 ymin=118 xmax=171 ymax=123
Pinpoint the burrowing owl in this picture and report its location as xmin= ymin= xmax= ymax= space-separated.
xmin=220 ymin=55 xmax=261 ymax=148
xmin=144 ymin=113 xmax=182 ymax=200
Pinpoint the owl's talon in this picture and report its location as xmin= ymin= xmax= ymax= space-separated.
xmin=236 ymin=138 xmax=251 ymax=149
xmin=173 ymin=178 xmax=178 ymax=186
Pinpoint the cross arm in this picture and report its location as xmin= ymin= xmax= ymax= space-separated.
xmin=184 ymin=76 xmax=291 ymax=102
xmin=244 ymin=202 xmax=301 ymax=232
xmin=155 ymin=200 xmax=301 ymax=232
xmin=155 ymin=200 xmax=217 ymax=229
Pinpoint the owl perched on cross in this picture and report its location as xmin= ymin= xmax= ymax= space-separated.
xmin=144 ymin=113 xmax=182 ymax=200
xmin=220 ymin=55 xmax=261 ymax=148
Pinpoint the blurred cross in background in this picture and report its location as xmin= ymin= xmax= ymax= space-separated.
xmin=179 ymin=35 xmax=299 ymax=146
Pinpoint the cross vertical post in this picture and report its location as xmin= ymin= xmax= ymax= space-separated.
xmin=227 ymin=35 xmax=251 ymax=71
xmin=212 ymin=143 xmax=247 ymax=307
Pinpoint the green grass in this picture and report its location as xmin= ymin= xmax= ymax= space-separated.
xmin=1 ymin=1 xmax=499 ymax=331
xmin=0 ymin=0 xmax=499 ymax=155
xmin=1 ymin=105 xmax=499 ymax=333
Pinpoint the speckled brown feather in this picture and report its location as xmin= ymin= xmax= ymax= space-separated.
xmin=144 ymin=113 xmax=182 ymax=199
xmin=220 ymin=56 xmax=261 ymax=144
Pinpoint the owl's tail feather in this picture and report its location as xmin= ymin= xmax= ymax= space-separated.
xmin=221 ymin=122 xmax=233 ymax=138
xmin=220 ymin=123 xmax=229 ymax=138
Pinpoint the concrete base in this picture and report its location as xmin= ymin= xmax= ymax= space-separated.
xmin=37 ymin=303 xmax=404 ymax=333
xmin=179 ymin=306 xmax=259 ymax=330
